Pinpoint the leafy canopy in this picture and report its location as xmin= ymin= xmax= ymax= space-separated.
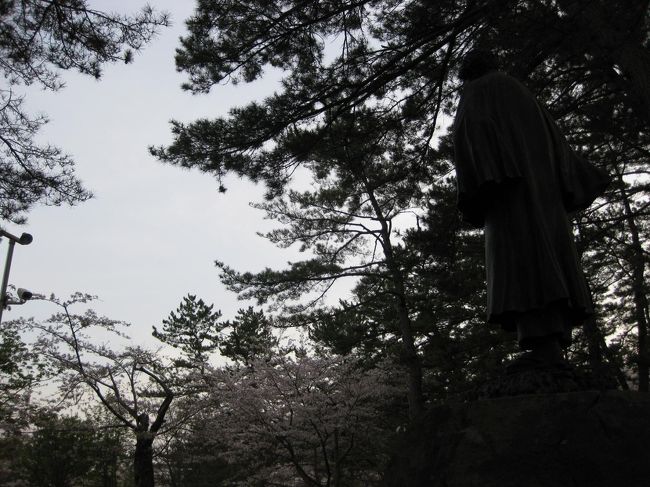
xmin=0 ymin=1 xmax=169 ymax=223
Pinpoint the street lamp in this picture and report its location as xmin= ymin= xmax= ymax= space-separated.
xmin=0 ymin=228 xmax=33 ymax=325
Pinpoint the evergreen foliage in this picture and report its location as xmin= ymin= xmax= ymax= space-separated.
xmin=219 ymin=306 xmax=278 ymax=365
xmin=154 ymin=295 xmax=278 ymax=368
xmin=3 ymin=3 xmax=650 ymax=484
xmin=153 ymin=0 xmax=649 ymax=396
xmin=154 ymin=294 xmax=223 ymax=370
xmin=19 ymin=414 xmax=126 ymax=487
xmin=0 ymin=1 xmax=169 ymax=223
xmin=0 ymin=319 xmax=45 ymax=428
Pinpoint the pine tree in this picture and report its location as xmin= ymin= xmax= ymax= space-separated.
xmin=220 ymin=307 xmax=277 ymax=365
xmin=0 ymin=1 xmax=169 ymax=223
xmin=152 ymin=1 xmax=649 ymax=401
xmin=153 ymin=294 xmax=224 ymax=371
xmin=205 ymin=107 xmax=430 ymax=417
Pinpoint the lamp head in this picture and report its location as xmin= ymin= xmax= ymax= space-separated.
xmin=18 ymin=233 xmax=32 ymax=245
xmin=16 ymin=288 xmax=33 ymax=301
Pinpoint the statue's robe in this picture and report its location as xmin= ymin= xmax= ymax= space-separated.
xmin=453 ymin=71 xmax=609 ymax=331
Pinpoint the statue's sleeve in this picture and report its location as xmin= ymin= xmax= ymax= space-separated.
xmin=453 ymin=103 xmax=523 ymax=226
xmin=540 ymin=105 xmax=611 ymax=212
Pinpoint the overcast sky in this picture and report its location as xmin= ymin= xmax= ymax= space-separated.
xmin=3 ymin=1 xmax=303 ymax=344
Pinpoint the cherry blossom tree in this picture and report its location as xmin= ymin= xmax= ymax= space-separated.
xmin=179 ymin=353 xmax=407 ymax=487
xmin=21 ymin=293 xmax=175 ymax=487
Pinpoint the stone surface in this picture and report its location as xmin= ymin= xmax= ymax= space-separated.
xmin=383 ymin=391 xmax=650 ymax=487
xmin=470 ymin=365 xmax=619 ymax=399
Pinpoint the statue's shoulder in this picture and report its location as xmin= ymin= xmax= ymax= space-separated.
xmin=463 ymin=72 xmax=538 ymax=116
xmin=469 ymin=71 xmax=523 ymax=91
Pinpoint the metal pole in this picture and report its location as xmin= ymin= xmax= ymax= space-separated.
xmin=0 ymin=239 xmax=16 ymax=325
xmin=0 ymin=229 xmax=32 ymax=326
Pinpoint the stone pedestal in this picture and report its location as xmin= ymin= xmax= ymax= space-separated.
xmin=383 ymin=391 xmax=650 ymax=487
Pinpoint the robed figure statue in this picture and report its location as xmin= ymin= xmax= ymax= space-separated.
xmin=453 ymin=51 xmax=610 ymax=370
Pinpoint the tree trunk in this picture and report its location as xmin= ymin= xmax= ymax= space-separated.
xmin=584 ymin=315 xmax=631 ymax=390
xmin=615 ymin=43 xmax=650 ymax=125
xmin=598 ymin=332 xmax=630 ymax=391
xmin=134 ymin=434 xmax=155 ymax=487
xmin=583 ymin=316 xmax=604 ymax=374
xmin=360 ymin=172 xmax=425 ymax=419
xmin=103 ymin=450 xmax=118 ymax=487
xmin=381 ymin=232 xmax=425 ymax=419
xmin=554 ymin=0 xmax=650 ymax=124
xmin=609 ymin=0 xmax=650 ymax=123
xmin=617 ymin=174 xmax=649 ymax=392
xmin=574 ymin=222 xmax=628 ymax=386
xmin=391 ymin=268 xmax=425 ymax=419
xmin=333 ymin=429 xmax=341 ymax=487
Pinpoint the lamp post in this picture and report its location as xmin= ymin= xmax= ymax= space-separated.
xmin=0 ymin=228 xmax=33 ymax=325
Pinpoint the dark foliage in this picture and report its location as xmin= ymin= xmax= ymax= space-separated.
xmin=0 ymin=1 xmax=169 ymax=223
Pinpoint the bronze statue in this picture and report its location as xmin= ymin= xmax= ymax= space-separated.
xmin=453 ymin=51 xmax=610 ymax=370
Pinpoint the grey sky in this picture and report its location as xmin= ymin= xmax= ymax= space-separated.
xmin=3 ymin=1 xmax=297 ymax=343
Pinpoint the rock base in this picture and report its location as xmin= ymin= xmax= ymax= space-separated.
xmin=383 ymin=391 xmax=650 ymax=487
